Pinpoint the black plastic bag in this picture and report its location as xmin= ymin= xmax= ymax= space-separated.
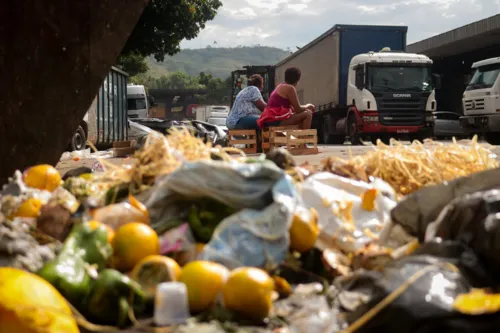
xmin=338 ymin=254 xmax=500 ymax=333
xmin=391 ymin=167 xmax=500 ymax=241
xmin=426 ymin=189 xmax=500 ymax=284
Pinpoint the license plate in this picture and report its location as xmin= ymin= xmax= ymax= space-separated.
xmin=396 ymin=129 xmax=409 ymax=133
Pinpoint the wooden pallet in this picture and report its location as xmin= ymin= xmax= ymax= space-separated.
xmin=227 ymin=129 xmax=257 ymax=154
xmin=262 ymin=125 xmax=299 ymax=152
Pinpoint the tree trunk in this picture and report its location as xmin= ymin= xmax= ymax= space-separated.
xmin=0 ymin=0 xmax=149 ymax=183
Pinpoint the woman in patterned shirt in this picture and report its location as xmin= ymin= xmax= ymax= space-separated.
xmin=226 ymin=74 xmax=267 ymax=130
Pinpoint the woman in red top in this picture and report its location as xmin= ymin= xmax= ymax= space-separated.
xmin=257 ymin=67 xmax=315 ymax=129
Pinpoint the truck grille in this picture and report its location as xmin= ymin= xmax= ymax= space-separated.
xmin=464 ymin=99 xmax=485 ymax=112
xmin=378 ymin=112 xmax=424 ymax=126
xmin=378 ymin=98 xmax=422 ymax=111
xmin=375 ymin=96 xmax=427 ymax=126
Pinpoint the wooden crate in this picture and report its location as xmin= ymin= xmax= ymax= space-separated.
xmin=261 ymin=125 xmax=299 ymax=152
xmin=227 ymin=129 xmax=257 ymax=154
xmin=263 ymin=127 xmax=318 ymax=155
xmin=286 ymin=129 xmax=318 ymax=155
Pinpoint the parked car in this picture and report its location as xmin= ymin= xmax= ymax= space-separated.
xmin=433 ymin=111 xmax=469 ymax=139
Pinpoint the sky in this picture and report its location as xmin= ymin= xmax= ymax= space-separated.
xmin=181 ymin=0 xmax=500 ymax=50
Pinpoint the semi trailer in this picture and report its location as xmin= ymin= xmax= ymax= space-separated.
xmin=460 ymin=57 xmax=500 ymax=145
xmin=275 ymin=24 xmax=440 ymax=144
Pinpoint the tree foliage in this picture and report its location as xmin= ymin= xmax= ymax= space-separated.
xmin=122 ymin=0 xmax=223 ymax=62
xmin=131 ymin=71 xmax=231 ymax=104
xmin=116 ymin=53 xmax=149 ymax=77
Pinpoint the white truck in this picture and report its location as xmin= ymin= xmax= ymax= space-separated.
xmin=195 ymin=105 xmax=230 ymax=132
xmin=460 ymin=57 xmax=500 ymax=145
xmin=127 ymin=84 xmax=149 ymax=119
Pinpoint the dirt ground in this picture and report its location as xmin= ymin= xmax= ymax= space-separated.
xmin=55 ymin=145 xmax=369 ymax=176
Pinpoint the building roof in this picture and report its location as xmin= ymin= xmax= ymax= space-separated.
xmin=407 ymin=14 xmax=500 ymax=58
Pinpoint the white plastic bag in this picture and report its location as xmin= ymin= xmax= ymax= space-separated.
xmin=300 ymin=172 xmax=397 ymax=253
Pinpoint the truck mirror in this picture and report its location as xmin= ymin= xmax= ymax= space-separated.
xmin=432 ymin=74 xmax=442 ymax=90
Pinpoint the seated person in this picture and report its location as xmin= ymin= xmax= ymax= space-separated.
xmin=226 ymin=75 xmax=267 ymax=130
xmin=257 ymin=67 xmax=315 ymax=129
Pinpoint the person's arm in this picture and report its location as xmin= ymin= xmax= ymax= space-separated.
xmin=254 ymin=99 xmax=266 ymax=111
xmin=250 ymin=87 xmax=266 ymax=112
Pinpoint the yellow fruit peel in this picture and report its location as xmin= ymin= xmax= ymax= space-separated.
xmin=453 ymin=289 xmax=500 ymax=315
xmin=361 ymin=188 xmax=378 ymax=211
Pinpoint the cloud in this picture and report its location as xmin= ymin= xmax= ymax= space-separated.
xmin=181 ymin=0 xmax=499 ymax=49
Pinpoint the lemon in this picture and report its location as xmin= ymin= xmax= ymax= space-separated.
xmin=13 ymin=198 xmax=43 ymax=218
xmin=0 ymin=267 xmax=78 ymax=333
xmin=131 ymin=255 xmax=182 ymax=300
xmin=222 ymin=267 xmax=274 ymax=321
xmin=179 ymin=261 xmax=229 ymax=313
xmin=112 ymin=222 xmax=160 ymax=272
xmin=23 ymin=164 xmax=61 ymax=192
xmin=289 ymin=207 xmax=319 ymax=253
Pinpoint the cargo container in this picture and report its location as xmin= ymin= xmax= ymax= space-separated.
xmin=69 ymin=66 xmax=129 ymax=150
xmin=275 ymin=24 xmax=440 ymax=144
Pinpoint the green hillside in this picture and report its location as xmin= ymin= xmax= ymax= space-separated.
xmin=146 ymin=46 xmax=290 ymax=78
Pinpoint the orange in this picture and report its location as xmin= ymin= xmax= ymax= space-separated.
xmin=179 ymin=261 xmax=229 ymax=313
xmin=13 ymin=198 xmax=43 ymax=218
xmin=112 ymin=222 xmax=160 ymax=272
xmin=289 ymin=207 xmax=319 ymax=253
xmin=23 ymin=164 xmax=61 ymax=192
xmin=0 ymin=267 xmax=79 ymax=333
xmin=222 ymin=267 xmax=274 ymax=321
xmin=130 ymin=255 xmax=182 ymax=300
xmin=87 ymin=220 xmax=115 ymax=244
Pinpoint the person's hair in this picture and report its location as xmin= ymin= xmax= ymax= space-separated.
xmin=247 ymin=74 xmax=264 ymax=88
xmin=284 ymin=67 xmax=301 ymax=85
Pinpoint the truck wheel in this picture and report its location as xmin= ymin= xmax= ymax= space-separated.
xmin=484 ymin=133 xmax=500 ymax=145
xmin=71 ymin=126 xmax=87 ymax=151
xmin=322 ymin=121 xmax=345 ymax=145
xmin=347 ymin=115 xmax=361 ymax=145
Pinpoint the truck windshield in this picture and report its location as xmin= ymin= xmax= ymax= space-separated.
xmin=128 ymin=98 xmax=147 ymax=110
xmin=367 ymin=65 xmax=432 ymax=92
xmin=466 ymin=63 xmax=500 ymax=91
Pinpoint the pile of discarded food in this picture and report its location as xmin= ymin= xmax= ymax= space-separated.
xmin=3 ymin=130 xmax=500 ymax=333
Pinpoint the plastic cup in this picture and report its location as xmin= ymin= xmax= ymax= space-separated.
xmin=154 ymin=282 xmax=190 ymax=326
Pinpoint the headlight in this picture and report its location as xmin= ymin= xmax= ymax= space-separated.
xmin=363 ymin=116 xmax=378 ymax=122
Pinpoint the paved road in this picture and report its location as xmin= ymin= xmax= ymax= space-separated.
xmin=294 ymin=141 xmax=500 ymax=166
xmin=56 ymin=141 xmax=500 ymax=176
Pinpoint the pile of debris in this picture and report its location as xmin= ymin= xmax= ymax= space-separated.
xmin=2 ymin=130 xmax=500 ymax=333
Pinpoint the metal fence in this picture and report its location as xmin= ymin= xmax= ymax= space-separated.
xmin=95 ymin=66 xmax=129 ymax=146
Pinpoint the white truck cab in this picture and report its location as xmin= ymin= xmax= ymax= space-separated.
xmin=343 ymin=48 xmax=436 ymax=141
xmin=348 ymin=50 xmax=436 ymax=113
xmin=460 ymin=57 xmax=500 ymax=144
xmin=127 ymin=84 xmax=149 ymax=119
